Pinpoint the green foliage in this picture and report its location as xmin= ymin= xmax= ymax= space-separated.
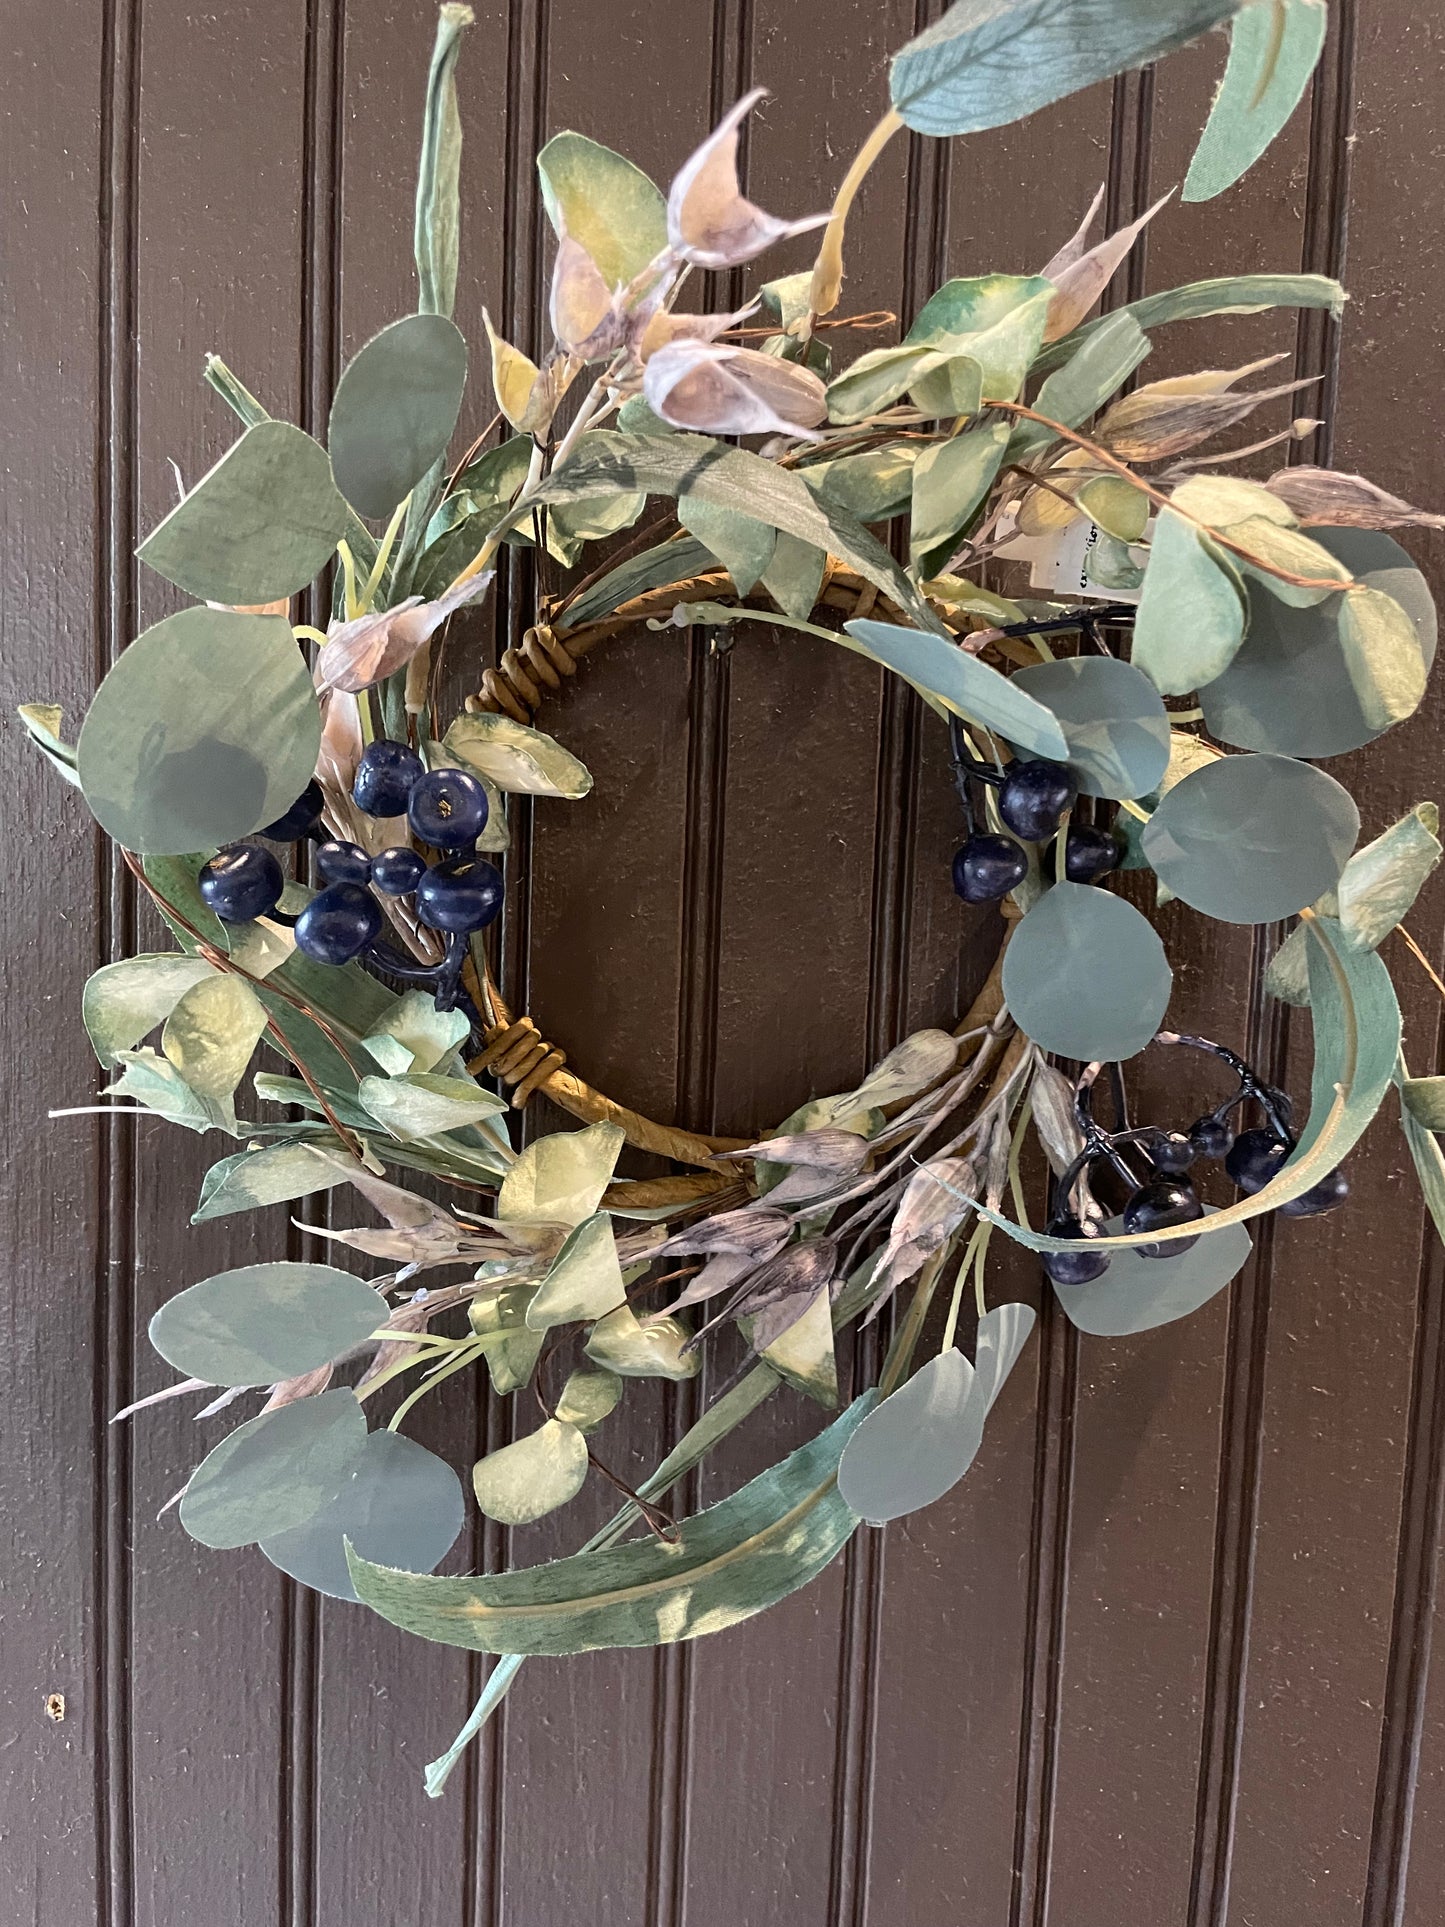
xmin=1003 ymin=883 xmax=1173 ymax=1061
xmin=844 ymin=619 xmax=1070 ymax=754
xmin=328 ymin=315 xmax=469 ymax=521
xmin=180 ymin=1390 xmax=367 ymax=1549
xmin=414 ymin=4 xmax=473 ymax=317
xmin=263 ymin=1431 xmax=464 ymax=1601
xmin=149 ymin=1262 xmax=384 ymax=1387
xmin=1185 ymin=0 xmax=1329 ymax=203
xmin=537 ymin=131 xmax=668 ymax=286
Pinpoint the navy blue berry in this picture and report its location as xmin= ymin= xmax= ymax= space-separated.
xmin=998 ymin=760 xmax=1076 ymax=842
xmin=199 ymin=844 xmax=285 ymax=923
xmin=1278 ymin=1166 xmax=1349 ymax=1218
xmin=1042 ymin=1215 xmax=1111 ymax=1286
xmin=260 ymin=779 xmax=324 ymax=842
xmin=1224 ymin=1128 xmax=1290 ymax=1194
xmin=408 ymin=768 xmax=489 ymax=849
xmin=371 ymin=846 xmax=427 ymax=896
xmin=952 ymin=833 xmax=1029 ymax=904
xmin=315 ymin=840 xmax=372 ymax=887
xmin=416 ymin=853 xmax=505 ymax=933
xmin=1189 ymin=1115 xmax=1235 ymax=1161
xmin=294 ymin=883 xmax=382 ymax=965
xmin=1146 ymin=1130 xmax=1195 ymax=1175
xmin=1062 ymin=824 xmax=1122 ymax=884
xmin=1122 ymin=1176 xmax=1203 ymax=1258
xmin=353 ymin=739 xmax=425 ymax=818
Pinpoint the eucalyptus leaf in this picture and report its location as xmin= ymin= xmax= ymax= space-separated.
xmin=161 ymin=973 xmax=269 ymax=1103
xmin=83 ymin=954 xmax=214 ymax=1068
xmin=554 ymin=1368 xmax=624 ymax=1433
xmin=347 ymin=1395 xmax=874 ymax=1654
xmin=104 ymin=1048 xmax=240 ymax=1135
xmin=677 ymin=495 xmax=776 ymax=596
xmin=845 ymin=619 xmax=1069 ymax=757
xmin=1011 ymin=656 xmax=1171 ymax=800
xmin=362 ymin=991 xmax=471 ymax=1077
xmin=890 ymin=0 xmax=1239 ymax=137
xmin=497 ymin=1120 xmax=625 ymax=1228
xmin=358 ymin=1072 xmax=508 ymax=1145
xmin=1034 ymin=273 xmax=1345 ymax=376
xmin=136 ymin=421 xmax=348 ymax=604
xmin=1338 ymin=585 xmax=1430 ymax=731
xmin=982 ymin=918 xmax=1400 ymax=1254
xmin=749 ymin=1288 xmax=839 ymax=1408
xmin=527 ymin=1213 xmax=625 ymax=1330
xmin=192 ymin=1139 xmax=351 ymax=1223
xmin=471 ymin=1420 xmax=590 ymax=1526
xmin=537 ymin=131 xmax=668 ymax=287
xmin=483 ymin=1328 xmax=547 ymax=1397
xmin=77 ymin=609 xmax=321 ymax=856
xmin=803 ymin=444 xmax=920 ymax=522
xmin=1142 ymin=752 xmax=1358 ymax=923
xmin=179 ymin=1388 xmax=366 ymax=1549
xmin=1201 ymin=530 xmax=1437 ymax=757
xmin=1184 ymin=0 xmax=1328 ymax=203
xmin=328 ymin=315 xmax=468 ymax=521
xmin=1337 ymin=803 xmax=1442 ymax=951
xmin=837 ymin=1304 xmax=1033 ymax=1523
xmin=1056 ymin=1209 xmax=1253 ymax=1334
xmin=1401 ymin=1077 xmax=1445 ymax=1134
xmin=1132 ymin=509 xmax=1247 ymax=694
xmin=564 ymin=535 xmax=715 ymax=627
xmin=1015 ymin=311 xmax=1152 ymax=459
xmin=262 ymin=1429 xmax=464 ymax=1601
xmin=150 ymin=1261 xmax=384 ymax=1388
xmin=1002 ymin=883 xmax=1172 ymax=1060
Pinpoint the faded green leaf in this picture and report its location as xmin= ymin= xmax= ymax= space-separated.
xmin=890 ymin=0 xmax=1239 ymax=137
xmin=362 ymin=991 xmax=471 ymax=1077
xmin=1057 ymin=1210 xmax=1253 ymax=1333
xmin=527 ymin=433 xmax=941 ymax=632
xmin=77 ymin=608 xmax=322 ymax=856
xmin=1338 ymin=586 xmax=1431 ymax=732
xmin=443 ymin=710 xmax=593 ymax=801
xmin=1133 ymin=508 xmax=1247 ymax=694
xmin=829 ymin=276 xmax=1052 ymax=421
xmin=844 ymin=619 xmax=1070 ymax=757
xmin=1034 ymin=272 xmax=1345 ymax=375
xmin=1401 ymin=1076 xmax=1445 ymax=1134
xmin=263 ymin=1429 xmax=464 ymax=1601
xmin=554 ymin=1367 xmax=624 ymax=1433
xmin=1010 ymin=656 xmax=1171 ymax=800
xmin=585 ymin=1307 xmax=700 ymax=1381
xmin=537 ymin=131 xmax=668 ymax=288
xmin=564 ymin=535 xmax=714 ymax=627
xmin=677 ymin=494 xmax=776 ymax=595
xmin=760 ymin=532 xmax=828 ymax=621
xmin=137 ymin=421 xmax=348 ymax=604
xmin=1003 ymin=883 xmax=1172 ymax=1060
xmin=83 ymin=954 xmax=214 ymax=1068
xmin=414 ymin=3 xmax=473 ymax=318
xmin=192 ymin=1139 xmax=352 ymax=1222
xmin=746 ymin=1286 xmax=838 ymax=1408
xmin=150 ymin=1261 xmax=384 ymax=1387
xmin=17 ymin=703 xmax=81 ymax=787
xmin=328 ymin=315 xmax=469 ymax=521
xmin=497 ymin=1120 xmax=625 ymax=1228
xmin=802 ymin=443 xmax=920 ymax=522
xmin=104 ymin=1048 xmax=240 ymax=1136
xmin=526 ymin=1213 xmax=625 ymax=1329
xmin=471 ymin=1419 xmax=590 ymax=1526
xmin=161 ymin=973 xmax=269 ymax=1103
xmin=1013 ymin=310 xmax=1152 ymax=459
xmin=909 ymin=419 xmax=1012 ymax=568
xmin=348 ymin=1394 xmax=874 ymax=1654
xmin=1233 ymin=515 xmax=1351 ymax=609
xmin=358 ymin=1072 xmax=508 ymax=1145
xmin=1185 ymin=0 xmax=1328 ymax=203
xmin=1337 ymin=803 xmax=1441 ymax=951
xmin=483 ymin=1328 xmax=547 ymax=1396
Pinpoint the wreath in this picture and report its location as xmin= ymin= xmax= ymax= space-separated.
xmin=25 ymin=0 xmax=1445 ymax=1799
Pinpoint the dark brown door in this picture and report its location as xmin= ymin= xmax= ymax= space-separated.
xmin=5 ymin=2 xmax=1445 ymax=1922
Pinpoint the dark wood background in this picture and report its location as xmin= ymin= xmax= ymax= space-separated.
xmin=5 ymin=1 xmax=1445 ymax=1921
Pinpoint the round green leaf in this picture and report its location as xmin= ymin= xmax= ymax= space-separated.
xmin=471 ymin=1418 xmax=590 ymax=1525
xmin=149 ymin=1261 xmax=385 ymax=1388
xmin=136 ymin=420 xmax=349 ymax=604
xmin=537 ymin=131 xmax=668 ymax=289
xmin=1002 ymin=883 xmax=1172 ymax=1061
xmin=1055 ymin=1210 xmax=1253 ymax=1335
xmin=553 ymin=1367 xmax=624 ymax=1433
xmin=179 ymin=1389 xmax=366 ymax=1549
xmin=260 ymin=1430 xmax=464 ymax=1601
xmin=329 ymin=314 xmax=468 ymax=520
xmin=76 ymin=608 xmax=321 ymax=855
xmin=838 ymin=1350 xmax=982 ymax=1522
xmin=1011 ymin=655 xmax=1171 ymax=800
xmin=1141 ymin=752 xmax=1359 ymax=924
xmin=1201 ymin=529 xmax=1438 ymax=757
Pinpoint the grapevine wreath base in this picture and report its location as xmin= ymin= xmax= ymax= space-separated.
xmin=26 ymin=1 xmax=1445 ymax=1797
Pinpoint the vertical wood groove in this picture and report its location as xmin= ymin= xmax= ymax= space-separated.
xmin=94 ymin=0 xmax=142 ymax=1920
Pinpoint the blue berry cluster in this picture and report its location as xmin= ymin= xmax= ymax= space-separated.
xmin=1043 ymin=1040 xmax=1349 ymax=1288
xmin=950 ymin=756 xmax=1123 ymax=906
xmin=197 ymin=742 xmax=503 ymax=999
